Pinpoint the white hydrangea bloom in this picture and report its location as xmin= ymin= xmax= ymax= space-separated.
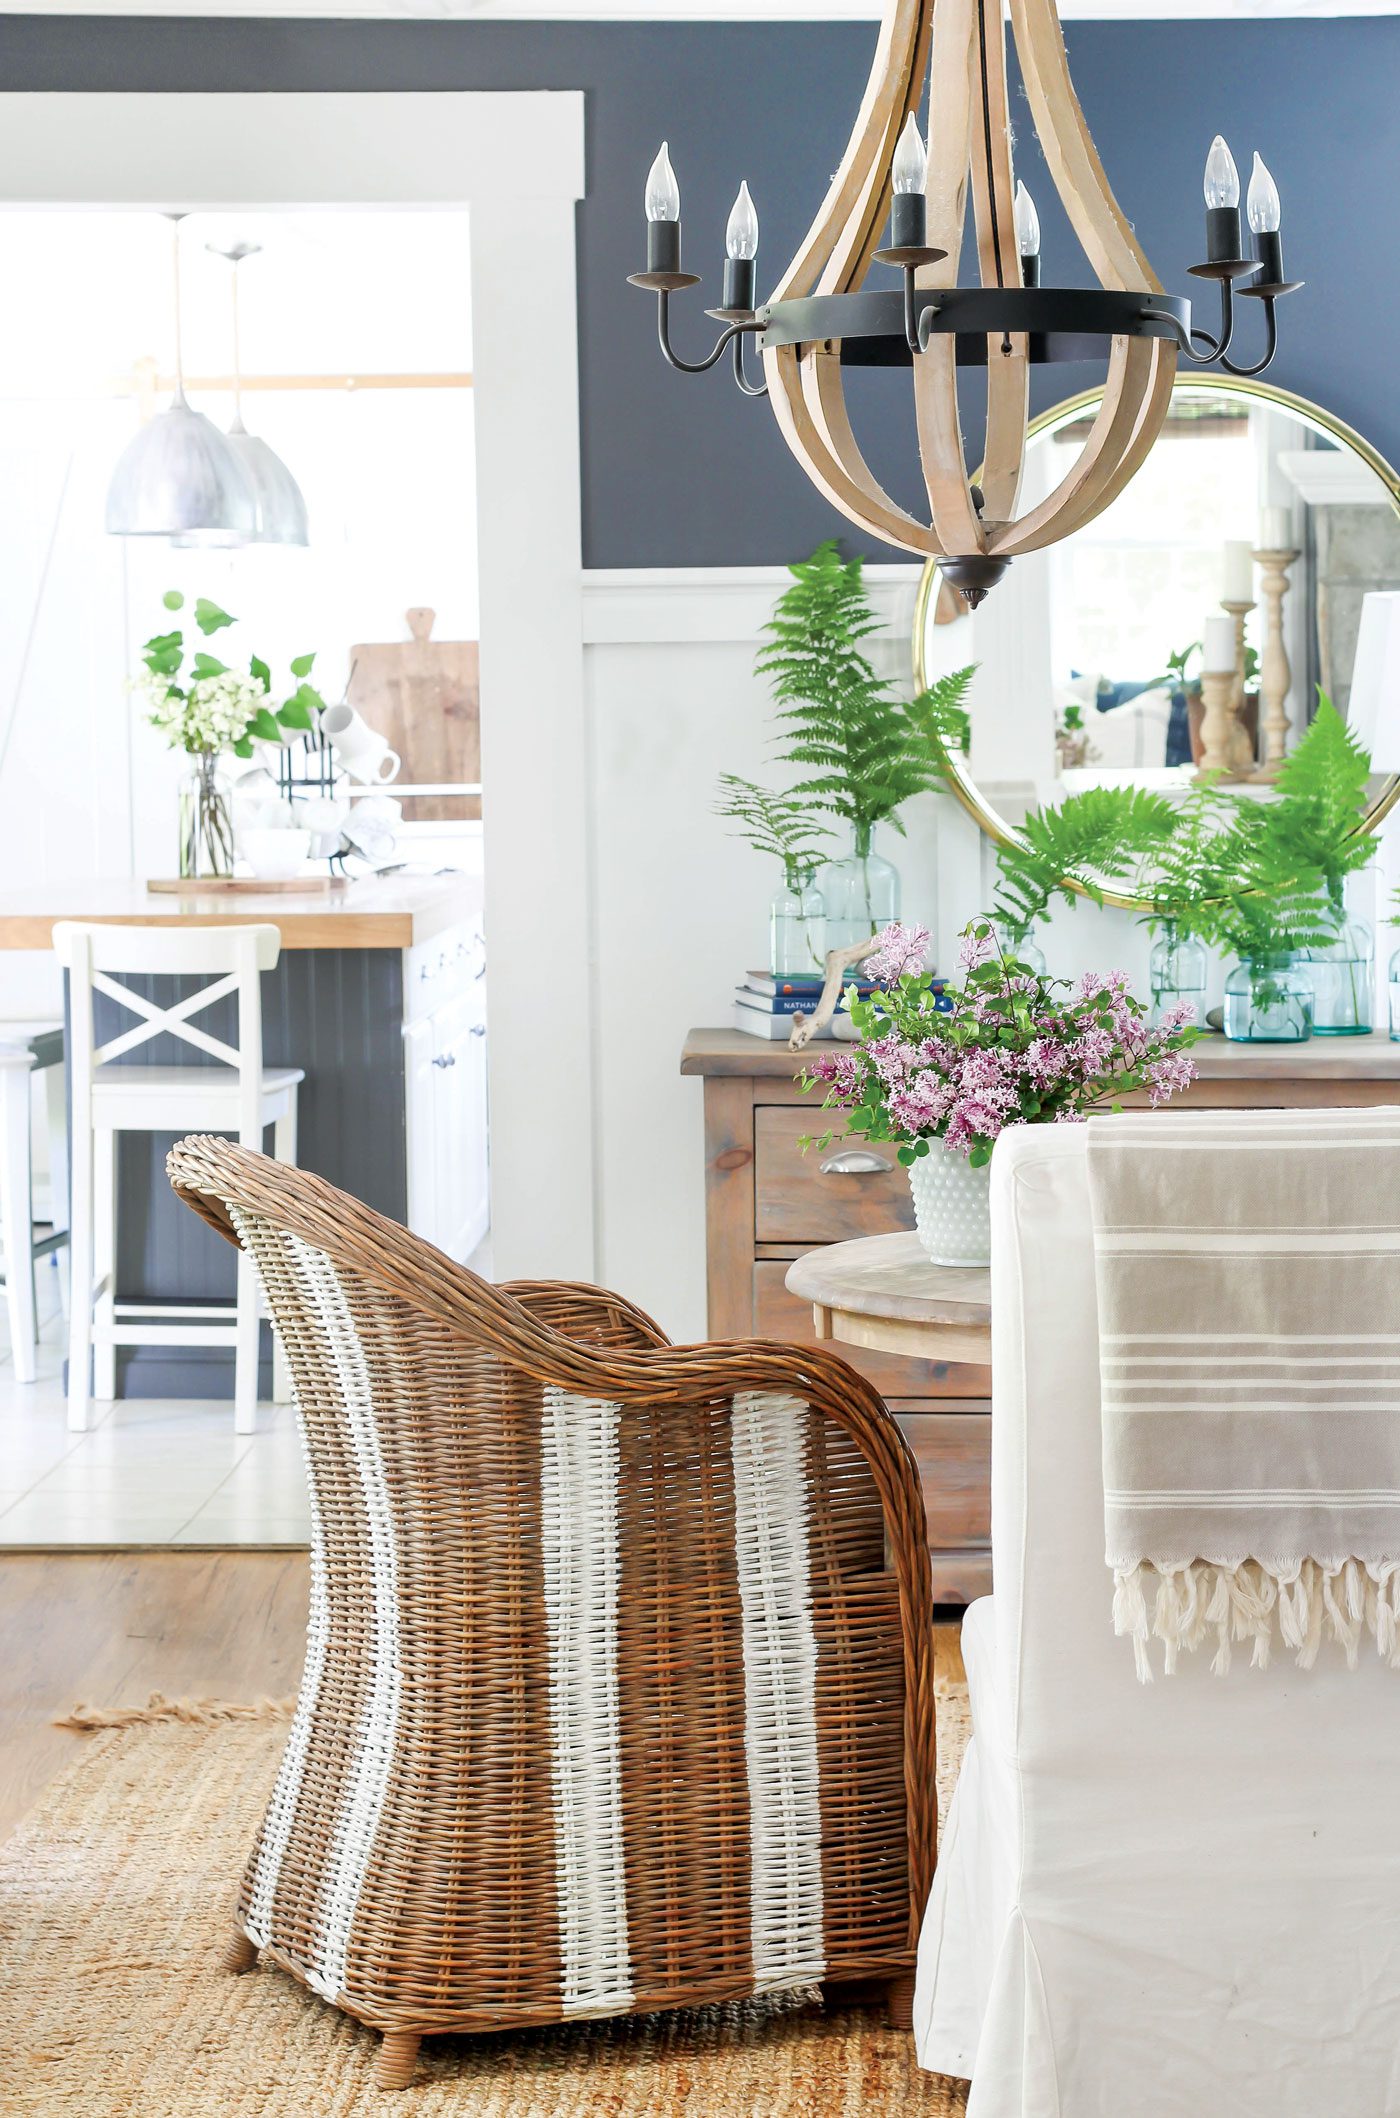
xmin=140 ymin=669 xmax=266 ymax=755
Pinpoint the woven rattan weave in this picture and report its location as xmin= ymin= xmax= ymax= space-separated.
xmin=167 ymin=1137 xmax=937 ymax=2091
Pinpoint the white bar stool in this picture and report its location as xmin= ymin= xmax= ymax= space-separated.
xmin=53 ymin=922 xmax=303 ymax=1434
xmin=0 ymin=1023 xmax=69 ymax=1382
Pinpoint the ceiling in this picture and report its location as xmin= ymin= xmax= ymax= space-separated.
xmin=0 ymin=0 xmax=1395 ymax=16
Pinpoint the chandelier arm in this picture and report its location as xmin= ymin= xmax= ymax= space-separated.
xmin=1139 ymin=285 xmax=1235 ymax=365
xmin=1008 ymin=0 xmax=1163 ymax=295
xmin=969 ymin=0 xmax=1030 ymax=521
xmin=732 ymin=333 xmax=769 ymax=399
xmin=654 ymin=291 xmax=764 ymax=375
xmin=988 ymin=332 xmax=1156 ymax=557
xmin=1218 ymin=296 xmax=1281 ymax=380
xmin=774 ymin=0 xmax=929 ymax=302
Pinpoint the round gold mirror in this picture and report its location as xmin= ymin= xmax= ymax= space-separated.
xmin=913 ymin=375 xmax=1400 ymax=911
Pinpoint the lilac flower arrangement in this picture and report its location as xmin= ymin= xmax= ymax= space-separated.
xmin=804 ymin=920 xmax=1198 ymax=1169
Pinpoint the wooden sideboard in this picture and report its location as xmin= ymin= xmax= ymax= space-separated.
xmin=681 ymin=1025 xmax=1400 ymax=1604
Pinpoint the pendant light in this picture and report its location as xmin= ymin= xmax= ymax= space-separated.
xmin=207 ymin=240 xmax=309 ymax=548
xmin=105 ymin=215 xmax=256 ymax=543
xmin=630 ymin=0 xmax=1303 ymax=609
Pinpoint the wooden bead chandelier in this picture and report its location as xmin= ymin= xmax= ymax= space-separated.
xmin=630 ymin=0 xmax=1301 ymax=607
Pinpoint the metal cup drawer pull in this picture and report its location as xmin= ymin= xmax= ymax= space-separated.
xmin=819 ymin=1149 xmax=894 ymax=1176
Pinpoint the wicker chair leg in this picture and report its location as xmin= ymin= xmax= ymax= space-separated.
xmin=884 ymin=1972 xmax=916 ymax=2031
xmin=220 ymin=1930 xmax=258 ymax=1975
xmin=375 ymin=2031 xmax=422 ymax=2091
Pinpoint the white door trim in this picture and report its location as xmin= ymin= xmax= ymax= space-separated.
xmin=0 ymin=88 xmax=593 ymax=1281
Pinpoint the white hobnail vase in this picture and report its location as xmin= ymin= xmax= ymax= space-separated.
xmin=907 ymin=1144 xmax=992 ymax=1267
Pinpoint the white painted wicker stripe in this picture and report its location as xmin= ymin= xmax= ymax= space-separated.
xmin=231 ymin=1217 xmax=332 ymax=1952
xmin=294 ymin=1242 xmax=403 ymax=2006
xmin=730 ymin=1390 xmax=824 ymax=1994
xmin=541 ymin=1388 xmax=633 ymax=2019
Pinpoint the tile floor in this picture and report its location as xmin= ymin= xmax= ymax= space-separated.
xmin=0 ymin=1232 xmax=495 ymax=1547
xmin=0 ymin=1265 xmax=310 ymax=1546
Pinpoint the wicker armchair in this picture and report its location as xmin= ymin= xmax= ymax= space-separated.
xmin=167 ymin=1136 xmax=937 ymax=2091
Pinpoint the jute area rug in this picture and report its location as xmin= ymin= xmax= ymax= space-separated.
xmin=0 ymin=1685 xmax=972 ymax=2117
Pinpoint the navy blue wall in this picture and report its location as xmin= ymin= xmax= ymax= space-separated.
xmin=0 ymin=14 xmax=1394 ymax=565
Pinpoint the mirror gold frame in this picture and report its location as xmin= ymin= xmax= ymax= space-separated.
xmin=911 ymin=374 xmax=1400 ymax=912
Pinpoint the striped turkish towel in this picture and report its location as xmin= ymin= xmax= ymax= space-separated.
xmin=1086 ymin=1106 xmax=1400 ymax=1681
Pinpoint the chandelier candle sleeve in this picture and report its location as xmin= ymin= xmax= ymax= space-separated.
xmin=645 ymin=141 xmax=682 ymax=276
xmin=1203 ymin=134 xmax=1247 ymax=264
xmin=724 ymin=182 xmax=759 ymax=314
xmin=1248 ymin=152 xmax=1287 ymax=286
xmin=889 ymin=111 xmax=929 ymax=253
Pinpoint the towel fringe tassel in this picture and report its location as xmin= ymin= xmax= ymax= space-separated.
xmin=1111 ymin=1560 xmax=1400 ymax=1682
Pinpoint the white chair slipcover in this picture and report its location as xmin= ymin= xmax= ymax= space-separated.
xmin=915 ymin=1122 xmax=1400 ymax=2116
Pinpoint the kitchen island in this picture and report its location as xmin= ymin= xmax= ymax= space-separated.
xmin=0 ymin=874 xmax=487 ymax=1397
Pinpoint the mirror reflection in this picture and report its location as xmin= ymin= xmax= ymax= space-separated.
xmin=917 ymin=379 xmax=1400 ymax=844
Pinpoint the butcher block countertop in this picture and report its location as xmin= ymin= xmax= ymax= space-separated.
xmin=0 ymin=874 xmax=480 ymax=952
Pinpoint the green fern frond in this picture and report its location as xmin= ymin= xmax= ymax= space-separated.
xmin=1268 ymin=690 xmax=1375 ymax=901
xmin=761 ymin=542 xmax=940 ymax=835
xmin=907 ymin=664 xmax=976 ymax=775
xmin=993 ymin=786 xmax=1179 ymax=942
xmin=714 ymin=774 xmax=832 ymax=876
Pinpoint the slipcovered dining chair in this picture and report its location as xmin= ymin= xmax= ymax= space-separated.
xmin=167 ymin=1135 xmax=936 ymax=2091
xmin=916 ymin=1122 xmax=1400 ymax=2116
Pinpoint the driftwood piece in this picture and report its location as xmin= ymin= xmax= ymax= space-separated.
xmin=789 ymin=937 xmax=880 ymax=1053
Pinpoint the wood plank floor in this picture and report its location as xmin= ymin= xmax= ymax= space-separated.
xmin=0 ymin=1551 xmax=310 ymax=1841
xmin=0 ymin=1552 xmax=965 ymax=1843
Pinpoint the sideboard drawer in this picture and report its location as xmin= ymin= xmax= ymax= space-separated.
xmin=891 ymin=1408 xmax=992 ymax=1550
xmin=754 ymin=1261 xmax=990 ymax=1401
xmin=755 ymin=1106 xmax=916 ymax=1244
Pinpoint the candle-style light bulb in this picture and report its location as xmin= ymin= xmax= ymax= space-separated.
xmin=892 ymin=111 xmax=927 ymax=196
xmin=1014 ymin=180 xmax=1041 ymax=260
xmin=1203 ymin=134 xmax=1240 ymax=211
xmin=726 ymin=181 xmax=759 ymax=262
xmin=1247 ymin=152 xmax=1281 ymax=235
xmin=646 ymin=141 xmax=680 ymax=224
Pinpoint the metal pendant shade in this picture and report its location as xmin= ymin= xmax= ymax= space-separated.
xmin=225 ymin=416 xmax=309 ymax=546
xmin=209 ymin=240 xmax=310 ymax=547
xmin=106 ymin=218 xmax=255 ymax=543
xmin=105 ymin=390 xmax=256 ymax=539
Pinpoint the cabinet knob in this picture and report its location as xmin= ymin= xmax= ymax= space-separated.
xmin=432 ymin=1052 xmax=457 ymax=1069
xmin=469 ymin=1022 xmax=486 ymax=1038
xmin=819 ymin=1150 xmax=894 ymax=1176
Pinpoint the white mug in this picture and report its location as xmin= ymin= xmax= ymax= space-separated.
xmin=320 ymin=702 xmax=401 ymax=785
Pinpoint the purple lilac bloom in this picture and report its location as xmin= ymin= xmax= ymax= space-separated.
xmin=863 ymin=921 xmax=932 ymax=985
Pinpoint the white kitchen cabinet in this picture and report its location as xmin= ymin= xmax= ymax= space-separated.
xmin=403 ymin=917 xmax=488 ymax=1262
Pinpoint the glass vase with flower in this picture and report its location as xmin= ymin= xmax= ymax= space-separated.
xmin=801 ymin=919 xmax=1198 ymax=1268
xmin=135 ymin=589 xmax=326 ymax=880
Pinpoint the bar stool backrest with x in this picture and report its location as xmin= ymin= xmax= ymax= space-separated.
xmin=54 ymin=921 xmax=302 ymax=1433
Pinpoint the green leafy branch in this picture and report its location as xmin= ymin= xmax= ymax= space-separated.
xmin=142 ymin=590 xmax=326 ymax=758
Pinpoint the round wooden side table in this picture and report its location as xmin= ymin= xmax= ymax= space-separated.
xmin=784 ymin=1232 xmax=991 ymax=1368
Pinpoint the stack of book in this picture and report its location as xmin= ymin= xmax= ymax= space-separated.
xmin=733 ymin=969 xmax=950 ymax=1038
xmin=732 ymin=970 xmax=873 ymax=1040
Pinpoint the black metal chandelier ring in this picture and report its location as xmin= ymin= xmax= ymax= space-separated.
xmin=754 ymin=285 xmax=1195 ymax=367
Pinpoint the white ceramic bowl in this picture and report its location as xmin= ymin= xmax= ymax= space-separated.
xmin=241 ymin=827 xmax=311 ymax=882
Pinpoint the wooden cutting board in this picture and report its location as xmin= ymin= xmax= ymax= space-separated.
xmin=346 ymin=607 xmax=480 ymax=822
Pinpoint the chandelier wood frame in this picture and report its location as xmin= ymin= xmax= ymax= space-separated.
xmin=631 ymin=0 xmax=1301 ymax=605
